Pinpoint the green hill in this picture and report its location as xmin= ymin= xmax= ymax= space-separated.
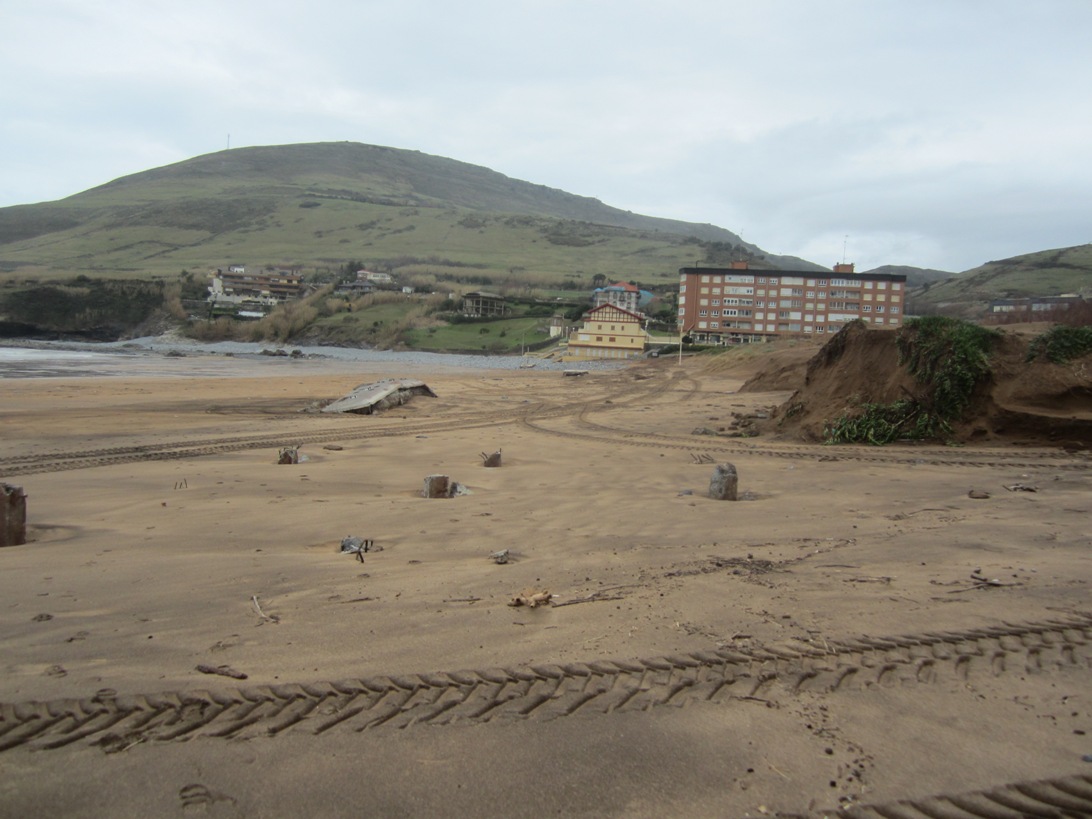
xmin=864 ymin=264 xmax=954 ymax=290
xmin=0 ymin=141 xmax=819 ymax=286
xmin=910 ymin=245 xmax=1092 ymax=317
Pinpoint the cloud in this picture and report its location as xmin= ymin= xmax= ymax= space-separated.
xmin=2 ymin=0 xmax=1090 ymax=272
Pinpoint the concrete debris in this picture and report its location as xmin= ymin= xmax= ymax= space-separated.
xmin=489 ymin=549 xmax=510 ymax=564
xmin=278 ymin=446 xmax=301 ymax=464
xmin=480 ymin=449 xmax=502 ymax=467
xmin=968 ymin=489 xmax=991 ymax=499
xmin=423 ymin=475 xmax=471 ymax=498
xmin=708 ymin=463 xmax=739 ymax=501
xmin=322 ymin=379 xmax=437 ymax=415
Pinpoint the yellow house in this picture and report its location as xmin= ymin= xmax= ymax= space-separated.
xmin=564 ymin=304 xmax=647 ymax=361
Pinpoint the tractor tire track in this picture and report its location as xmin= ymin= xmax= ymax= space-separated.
xmin=525 ymin=409 xmax=1091 ymax=471
xmin=1 ymin=615 xmax=1088 ymax=754
xmin=0 ymin=372 xmax=679 ymax=477
xmin=836 ymin=772 xmax=1092 ymax=818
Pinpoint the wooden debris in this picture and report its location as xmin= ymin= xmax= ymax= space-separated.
xmin=480 ymin=449 xmax=502 ymax=467
xmin=1 ymin=483 xmax=27 ymax=547
xmin=1004 ymin=483 xmax=1038 ymax=492
xmin=196 ymin=664 xmax=248 ymax=680
xmin=551 ymin=590 xmax=625 ymax=607
xmin=946 ymin=569 xmax=1023 ymax=593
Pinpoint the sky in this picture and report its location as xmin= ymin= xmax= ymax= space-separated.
xmin=3 ymin=0 xmax=1090 ymax=273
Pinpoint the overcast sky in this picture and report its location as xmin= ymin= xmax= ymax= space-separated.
xmin=3 ymin=0 xmax=1090 ymax=273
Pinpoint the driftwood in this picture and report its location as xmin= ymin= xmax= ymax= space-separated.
xmin=1 ymin=483 xmax=27 ymax=547
xmin=196 ymin=664 xmax=248 ymax=680
xmin=551 ymin=591 xmax=625 ymax=607
xmin=946 ymin=570 xmax=1023 ymax=593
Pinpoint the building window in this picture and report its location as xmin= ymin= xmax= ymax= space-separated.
xmin=609 ymin=337 xmax=616 ymax=342
xmin=891 ymin=306 xmax=900 ymax=314
xmin=596 ymin=336 xmax=603 ymax=342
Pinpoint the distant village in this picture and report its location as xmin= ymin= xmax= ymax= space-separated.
xmin=206 ymin=263 xmax=1084 ymax=361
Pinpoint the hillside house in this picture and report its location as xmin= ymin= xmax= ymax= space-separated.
xmin=678 ymin=262 xmax=906 ymax=344
xmin=335 ymin=280 xmax=375 ymax=296
xmin=209 ymin=269 xmax=304 ymax=305
xmin=462 ymin=292 xmax=508 ymax=317
xmin=987 ymin=295 xmax=1085 ymax=317
xmin=564 ymin=303 xmax=647 ymax=361
xmin=592 ymin=281 xmax=642 ymax=313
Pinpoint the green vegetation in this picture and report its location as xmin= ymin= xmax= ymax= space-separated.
xmin=825 ymin=317 xmax=1000 ymax=445
xmin=824 ymin=399 xmax=936 ymax=446
xmin=183 ymin=286 xmax=566 ymax=352
xmin=0 ymin=278 xmax=175 ymax=337
xmin=405 ymin=316 xmax=552 ymax=353
xmin=1026 ymin=324 xmax=1092 ymax=363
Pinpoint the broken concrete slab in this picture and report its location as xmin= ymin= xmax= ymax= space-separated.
xmin=322 ymin=379 xmax=437 ymax=415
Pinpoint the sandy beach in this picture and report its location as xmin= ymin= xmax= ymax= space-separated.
xmin=1 ymin=346 xmax=1090 ymax=817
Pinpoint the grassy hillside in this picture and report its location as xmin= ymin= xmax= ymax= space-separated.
xmin=911 ymin=245 xmax=1092 ymax=317
xmin=864 ymin=264 xmax=954 ymax=290
xmin=0 ymin=142 xmax=819 ymax=288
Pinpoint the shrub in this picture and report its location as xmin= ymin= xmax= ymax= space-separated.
xmin=1026 ymin=325 xmax=1092 ymax=363
xmin=825 ymin=317 xmax=1000 ymax=445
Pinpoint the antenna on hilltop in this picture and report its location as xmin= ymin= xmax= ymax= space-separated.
xmin=226 ymin=133 xmax=231 ymax=150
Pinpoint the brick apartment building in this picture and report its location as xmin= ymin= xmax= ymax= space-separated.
xmin=678 ymin=262 xmax=907 ymax=344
